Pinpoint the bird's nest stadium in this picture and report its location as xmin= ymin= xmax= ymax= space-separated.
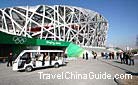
xmin=0 ymin=5 xmax=108 ymax=60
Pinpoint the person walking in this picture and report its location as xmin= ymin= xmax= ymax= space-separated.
xmin=123 ymin=52 xmax=126 ymax=64
xmin=112 ymin=52 xmax=114 ymax=59
xmin=120 ymin=52 xmax=124 ymax=64
xmin=129 ymin=52 xmax=135 ymax=65
xmin=105 ymin=52 xmax=108 ymax=59
xmin=101 ymin=52 xmax=104 ymax=57
xmin=125 ymin=52 xmax=129 ymax=65
xmin=83 ymin=53 xmax=85 ymax=59
xmin=116 ymin=52 xmax=119 ymax=60
xmin=86 ymin=52 xmax=88 ymax=60
xmin=109 ymin=53 xmax=112 ymax=59
xmin=94 ymin=52 xmax=97 ymax=59
xmin=7 ymin=52 xmax=13 ymax=67
xmin=63 ymin=54 xmax=67 ymax=64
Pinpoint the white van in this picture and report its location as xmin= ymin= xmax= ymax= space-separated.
xmin=13 ymin=50 xmax=65 ymax=72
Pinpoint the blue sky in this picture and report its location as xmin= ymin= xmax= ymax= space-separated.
xmin=0 ymin=0 xmax=138 ymax=48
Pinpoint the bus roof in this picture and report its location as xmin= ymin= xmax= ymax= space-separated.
xmin=22 ymin=50 xmax=64 ymax=53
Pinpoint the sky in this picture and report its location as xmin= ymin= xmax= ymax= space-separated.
xmin=0 ymin=0 xmax=138 ymax=49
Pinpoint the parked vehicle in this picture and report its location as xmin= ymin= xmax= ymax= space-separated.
xmin=13 ymin=50 xmax=65 ymax=72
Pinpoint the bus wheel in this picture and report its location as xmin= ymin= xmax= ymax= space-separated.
xmin=25 ymin=66 xmax=33 ymax=72
xmin=54 ymin=63 xmax=59 ymax=68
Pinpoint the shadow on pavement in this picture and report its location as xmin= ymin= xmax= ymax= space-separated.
xmin=99 ymin=59 xmax=130 ymax=72
xmin=125 ymin=71 xmax=138 ymax=76
xmin=113 ymin=61 xmax=122 ymax=64
xmin=17 ymin=63 xmax=67 ymax=72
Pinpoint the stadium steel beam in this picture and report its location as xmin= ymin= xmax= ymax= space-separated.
xmin=0 ymin=5 xmax=108 ymax=47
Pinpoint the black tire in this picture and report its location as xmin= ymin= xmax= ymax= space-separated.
xmin=54 ymin=63 xmax=59 ymax=68
xmin=25 ymin=66 xmax=33 ymax=72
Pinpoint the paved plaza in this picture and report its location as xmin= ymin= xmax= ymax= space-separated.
xmin=0 ymin=57 xmax=138 ymax=85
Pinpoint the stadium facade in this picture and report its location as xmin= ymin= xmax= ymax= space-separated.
xmin=0 ymin=5 xmax=108 ymax=59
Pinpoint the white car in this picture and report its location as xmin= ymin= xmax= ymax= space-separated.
xmin=13 ymin=50 xmax=65 ymax=72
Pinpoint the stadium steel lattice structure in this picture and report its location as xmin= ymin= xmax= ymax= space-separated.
xmin=0 ymin=5 xmax=108 ymax=47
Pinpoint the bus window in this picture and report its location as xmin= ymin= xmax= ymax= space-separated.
xmin=20 ymin=53 xmax=31 ymax=64
xmin=20 ymin=52 xmax=30 ymax=60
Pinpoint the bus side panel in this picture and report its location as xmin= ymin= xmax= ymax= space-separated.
xmin=12 ymin=62 xmax=18 ymax=71
xmin=51 ymin=60 xmax=63 ymax=65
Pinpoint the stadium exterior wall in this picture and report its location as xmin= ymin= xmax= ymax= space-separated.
xmin=0 ymin=5 xmax=108 ymax=47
